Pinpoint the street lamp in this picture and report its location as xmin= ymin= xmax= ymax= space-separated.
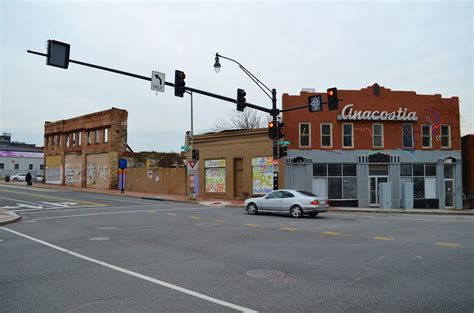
xmin=213 ymin=52 xmax=280 ymax=190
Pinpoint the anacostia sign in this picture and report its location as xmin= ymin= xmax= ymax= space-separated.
xmin=337 ymin=104 xmax=418 ymax=122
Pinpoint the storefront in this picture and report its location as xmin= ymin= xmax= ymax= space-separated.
xmin=282 ymin=84 xmax=462 ymax=209
xmin=189 ymin=129 xmax=281 ymax=200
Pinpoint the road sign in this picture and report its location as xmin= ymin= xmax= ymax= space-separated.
xmin=277 ymin=140 xmax=290 ymax=146
xmin=118 ymin=159 xmax=127 ymax=169
xmin=151 ymin=71 xmax=165 ymax=92
xmin=181 ymin=145 xmax=190 ymax=152
xmin=187 ymin=160 xmax=199 ymax=176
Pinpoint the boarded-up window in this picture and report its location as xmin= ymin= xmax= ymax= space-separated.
xmin=205 ymin=159 xmax=226 ymax=193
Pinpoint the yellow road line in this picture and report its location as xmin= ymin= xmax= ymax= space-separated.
xmin=189 ymin=216 xmax=201 ymax=220
xmin=244 ymin=223 xmax=258 ymax=227
xmin=435 ymin=242 xmax=460 ymax=247
xmin=214 ymin=220 xmax=227 ymax=223
xmin=321 ymin=231 xmax=342 ymax=235
xmin=373 ymin=236 xmax=395 ymax=241
xmin=280 ymin=227 xmax=299 ymax=231
xmin=0 ymin=189 xmax=105 ymax=206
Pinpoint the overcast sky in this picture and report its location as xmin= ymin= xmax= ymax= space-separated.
xmin=1 ymin=0 xmax=472 ymax=152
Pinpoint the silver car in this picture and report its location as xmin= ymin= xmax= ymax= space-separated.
xmin=244 ymin=189 xmax=329 ymax=218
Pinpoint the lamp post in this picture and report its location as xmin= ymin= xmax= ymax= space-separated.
xmin=186 ymin=90 xmax=196 ymax=199
xmin=214 ymin=53 xmax=280 ymax=190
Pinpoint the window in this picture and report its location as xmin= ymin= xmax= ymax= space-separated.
xmin=78 ymin=132 xmax=82 ymax=146
xmin=29 ymin=164 xmax=33 ymax=170
xmin=299 ymin=123 xmax=310 ymax=147
xmin=400 ymin=163 xmax=437 ymax=199
xmin=312 ymin=163 xmax=357 ymax=200
xmin=0 ymin=163 xmax=4 ymax=169
xmin=441 ymin=125 xmax=451 ymax=148
xmin=321 ymin=123 xmax=332 ymax=148
xmin=342 ymin=123 xmax=353 ymax=148
xmin=205 ymin=159 xmax=226 ymax=193
xmin=72 ymin=133 xmax=76 ymax=146
xmin=87 ymin=131 xmax=92 ymax=145
xmin=421 ymin=125 xmax=432 ymax=148
xmin=95 ymin=130 xmax=100 ymax=144
xmin=104 ymin=128 xmax=109 ymax=143
xmin=402 ymin=124 xmax=413 ymax=149
xmin=44 ymin=136 xmax=48 ymax=147
xmin=372 ymin=124 xmax=383 ymax=148
xmin=15 ymin=164 xmax=19 ymax=170
xmin=40 ymin=164 xmax=44 ymax=170
xmin=66 ymin=134 xmax=70 ymax=147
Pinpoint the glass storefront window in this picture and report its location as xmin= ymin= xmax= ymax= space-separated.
xmin=413 ymin=163 xmax=424 ymax=176
xmin=328 ymin=164 xmax=342 ymax=176
xmin=425 ymin=164 xmax=437 ymax=176
xmin=313 ymin=163 xmax=327 ymax=177
xmin=369 ymin=164 xmax=388 ymax=175
xmin=413 ymin=177 xmax=425 ymax=198
xmin=328 ymin=177 xmax=342 ymax=199
xmin=444 ymin=164 xmax=454 ymax=178
xmin=343 ymin=177 xmax=357 ymax=199
xmin=400 ymin=163 xmax=412 ymax=176
xmin=343 ymin=164 xmax=356 ymax=176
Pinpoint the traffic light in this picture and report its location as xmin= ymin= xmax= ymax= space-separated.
xmin=192 ymin=149 xmax=199 ymax=161
xmin=174 ymin=70 xmax=186 ymax=97
xmin=268 ymin=121 xmax=277 ymax=139
xmin=277 ymin=122 xmax=284 ymax=139
xmin=327 ymin=87 xmax=338 ymax=111
xmin=279 ymin=146 xmax=287 ymax=157
xmin=236 ymin=88 xmax=246 ymax=112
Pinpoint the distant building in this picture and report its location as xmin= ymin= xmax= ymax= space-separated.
xmin=44 ymin=108 xmax=128 ymax=189
xmin=0 ymin=132 xmax=44 ymax=179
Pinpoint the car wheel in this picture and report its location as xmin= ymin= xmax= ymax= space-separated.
xmin=13 ymin=178 xmax=18 ymax=182
xmin=290 ymin=205 xmax=303 ymax=218
xmin=308 ymin=212 xmax=319 ymax=218
xmin=247 ymin=203 xmax=258 ymax=215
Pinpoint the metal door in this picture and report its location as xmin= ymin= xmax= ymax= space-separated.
xmin=444 ymin=179 xmax=454 ymax=208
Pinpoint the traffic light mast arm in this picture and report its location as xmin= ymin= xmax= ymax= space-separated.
xmin=279 ymin=99 xmax=343 ymax=113
xmin=26 ymin=49 xmax=273 ymax=115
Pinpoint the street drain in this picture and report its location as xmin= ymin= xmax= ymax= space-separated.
xmin=246 ymin=269 xmax=285 ymax=279
xmin=97 ymin=227 xmax=118 ymax=230
xmin=89 ymin=237 xmax=110 ymax=241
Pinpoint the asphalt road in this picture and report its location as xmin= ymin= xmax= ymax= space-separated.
xmin=1 ymin=184 xmax=473 ymax=313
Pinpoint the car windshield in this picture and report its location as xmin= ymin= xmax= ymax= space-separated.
xmin=297 ymin=190 xmax=317 ymax=197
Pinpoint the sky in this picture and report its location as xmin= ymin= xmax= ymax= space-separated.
xmin=1 ymin=0 xmax=472 ymax=152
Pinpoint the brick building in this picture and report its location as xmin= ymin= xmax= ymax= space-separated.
xmin=44 ymin=108 xmax=128 ymax=189
xmin=282 ymin=84 xmax=462 ymax=209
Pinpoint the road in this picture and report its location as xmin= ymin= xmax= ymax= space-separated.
xmin=1 ymin=184 xmax=473 ymax=313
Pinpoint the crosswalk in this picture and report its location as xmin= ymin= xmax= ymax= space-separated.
xmin=0 ymin=201 xmax=104 ymax=212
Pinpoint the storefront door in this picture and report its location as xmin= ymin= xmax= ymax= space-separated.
xmin=444 ymin=179 xmax=454 ymax=208
xmin=369 ymin=176 xmax=388 ymax=206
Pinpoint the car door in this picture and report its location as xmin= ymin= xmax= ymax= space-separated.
xmin=261 ymin=191 xmax=284 ymax=211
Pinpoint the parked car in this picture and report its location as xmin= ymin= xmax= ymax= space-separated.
xmin=244 ymin=189 xmax=329 ymax=218
xmin=34 ymin=175 xmax=44 ymax=183
xmin=10 ymin=173 xmax=27 ymax=182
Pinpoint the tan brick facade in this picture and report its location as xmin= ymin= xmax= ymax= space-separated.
xmin=44 ymin=108 xmax=128 ymax=189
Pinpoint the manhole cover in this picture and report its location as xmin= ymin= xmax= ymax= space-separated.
xmin=246 ymin=269 xmax=285 ymax=279
xmin=97 ymin=227 xmax=118 ymax=230
xmin=89 ymin=237 xmax=110 ymax=241
xmin=196 ymin=222 xmax=220 ymax=227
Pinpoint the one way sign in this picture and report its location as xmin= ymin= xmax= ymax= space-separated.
xmin=151 ymin=71 xmax=165 ymax=92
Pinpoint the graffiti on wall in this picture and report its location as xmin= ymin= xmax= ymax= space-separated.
xmin=87 ymin=163 xmax=108 ymax=185
xmin=251 ymin=157 xmax=273 ymax=195
xmin=205 ymin=159 xmax=226 ymax=193
xmin=46 ymin=167 xmax=61 ymax=184
xmin=65 ymin=164 xmax=81 ymax=185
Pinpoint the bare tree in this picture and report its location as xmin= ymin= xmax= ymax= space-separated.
xmin=211 ymin=109 xmax=270 ymax=132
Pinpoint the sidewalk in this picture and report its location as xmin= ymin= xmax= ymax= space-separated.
xmin=0 ymin=209 xmax=22 ymax=226
xmin=1 ymin=181 xmax=473 ymax=215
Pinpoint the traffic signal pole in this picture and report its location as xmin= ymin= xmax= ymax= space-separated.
xmin=271 ymin=88 xmax=280 ymax=190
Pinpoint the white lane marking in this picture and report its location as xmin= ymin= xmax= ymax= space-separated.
xmin=31 ymin=207 xmax=216 ymax=221
xmin=0 ymin=196 xmax=46 ymax=207
xmin=22 ymin=202 xmax=190 ymax=215
xmin=0 ymin=227 xmax=258 ymax=313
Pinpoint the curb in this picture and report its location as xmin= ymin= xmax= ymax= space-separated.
xmin=0 ymin=211 xmax=22 ymax=226
xmin=329 ymin=208 xmax=474 ymax=216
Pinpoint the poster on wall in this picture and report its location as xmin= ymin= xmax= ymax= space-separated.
xmin=252 ymin=157 xmax=273 ymax=195
xmin=46 ymin=167 xmax=61 ymax=184
xmin=205 ymin=159 xmax=226 ymax=193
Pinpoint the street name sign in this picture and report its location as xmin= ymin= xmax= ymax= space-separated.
xmin=277 ymin=141 xmax=291 ymax=146
xmin=151 ymin=71 xmax=165 ymax=92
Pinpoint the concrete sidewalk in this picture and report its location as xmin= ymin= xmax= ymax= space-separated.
xmin=1 ymin=181 xmax=473 ymax=215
